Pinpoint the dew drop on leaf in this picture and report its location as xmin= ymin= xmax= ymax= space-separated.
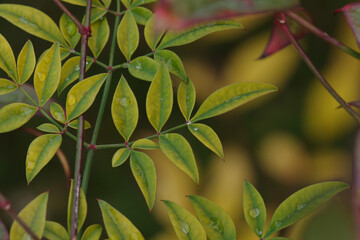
xmin=202 ymin=216 xmax=224 ymax=235
xmin=179 ymin=220 xmax=191 ymax=237
xmin=119 ymin=97 xmax=131 ymax=107
xmin=68 ymin=94 xmax=76 ymax=105
xmin=38 ymin=72 xmax=46 ymax=81
xmin=75 ymin=65 xmax=80 ymax=71
xmin=296 ymin=203 xmax=306 ymax=211
xmin=249 ymin=208 xmax=260 ymax=218
xmin=193 ymin=127 xmax=199 ymax=131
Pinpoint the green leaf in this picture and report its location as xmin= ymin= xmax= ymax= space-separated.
xmin=157 ymin=20 xmax=243 ymax=49
xmin=131 ymin=7 xmax=152 ymax=25
xmin=0 ymin=4 xmax=68 ymax=46
xmin=66 ymin=73 xmax=107 ymax=121
xmin=132 ymin=139 xmax=158 ymax=150
xmin=67 ymin=180 xmax=87 ymax=234
xmin=128 ymin=56 xmax=159 ymax=82
xmin=68 ymin=119 xmax=91 ymax=130
xmin=0 ymin=78 xmax=17 ymax=95
xmin=9 ymin=192 xmax=48 ymax=240
xmin=111 ymin=76 xmax=138 ymax=141
xmin=98 ymin=199 xmax=145 ymax=240
xmin=43 ymin=221 xmax=69 ymax=240
xmin=60 ymin=48 xmax=71 ymax=60
xmin=26 ymin=134 xmax=62 ymax=183
xmin=243 ymin=181 xmax=266 ymax=238
xmin=0 ymin=34 xmax=17 ymax=81
xmin=121 ymin=0 xmax=131 ymax=8
xmin=159 ymin=133 xmax=199 ymax=183
xmin=264 ymin=181 xmax=349 ymax=238
xmin=267 ymin=238 xmax=292 ymax=240
xmin=144 ymin=15 xmax=164 ymax=50
xmin=59 ymin=13 xmax=80 ymax=48
xmin=0 ymin=103 xmax=37 ymax=133
xmin=34 ymin=43 xmax=61 ymax=106
xmin=154 ymin=50 xmax=187 ymax=81
xmin=131 ymin=0 xmax=156 ymax=7
xmin=102 ymin=0 xmax=112 ymax=8
xmin=17 ymin=40 xmax=36 ymax=84
xmin=50 ymin=102 xmax=65 ymax=124
xmin=89 ymin=16 xmax=109 ymax=58
xmin=91 ymin=8 xmax=107 ymax=24
xmin=163 ymin=200 xmax=206 ymax=240
xmin=37 ymin=123 xmax=60 ymax=133
xmin=58 ymin=56 xmax=93 ymax=95
xmin=112 ymin=148 xmax=131 ymax=167
xmin=177 ymin=79 xmax=195 ymax=121
xmin=146 ymin=63 xmax=173 ymax=132
xmin=130 ymin=151 xmax=156 ymax=210
xmin=187 ymin=195 xmax=236 ymax=240
xmin=188 ymin=123 xmax=224 ymax=158
xmin=81 ymin=224 xmax=102 ymax=240
xmin=61 ymin=0 xmax=104 ymax=7
xmin=191 ymin=82 xmax=277 ymax=122
xmin=117 ymin=10 xmax=139 ymax=61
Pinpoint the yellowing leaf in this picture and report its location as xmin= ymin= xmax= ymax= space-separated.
xmin=111 ymin=76 xmax=138 ymax=141
xmin=98 ymin=199 xmax=145 ymax=240
xmin=0 ymin=4 xmax=68 ymax=46
xmin=0 ymin=78 xmax=17 ymax=95
xmin=128 ymin=56 xmax=159 ymax=82
xmin=89 ymin=16 xmax=109 ymax=58
xmin=34 ymin=43 xmax=61 ymax=106
xmin=81 ymin=224 xmax=102 ymax=240
xmin=36 ymin=123 xmax=60 ymax=133
xmin=68 ymin=119 xmax=91 ymax=130
xmin=144 ymin=15 xmax=164 ymax=50
xmin=130 ymin=151 xmax=156 ymax=210
xmin=59 ymin=13 xmax=81 ymax=48
xmin=112 ymin=148 xmax=131 ymax=167
xmin=67 ymin=180 xmax=87 ymax=234
xmin=0 ymin=34 xmax=17 ymax=81
xmin=61 ymin=0 xmax=104 ymax=7
xmin=154 ymin=50 xmax=187 ymax=81
xmin=9 ymin=192 xmax=48 ymax=240
xmin=50 ymin=102 xmax=65 ymax=123
xmin=117 ymin=10 xmax=139 ymax=61
xmin=131 ymin=7 xmax=152 ymax=25
xmin=0 ymin=103 xmax=37 ymax=133
xmin=121 ymin=0 xmax=131 ymax=8
xmin=17 ymin=40 xmax=36 ymax=84
xmin=102 ymin=0 xmax=112 ymax=8
xmin=66 ymin=73 xmax=107 ymax=121
xmin=43 ymin=221 xmax=69 ymax=240
xmin=26 ymin=134 xmax=62 ymax=183
xmin=90 ymin=8 xmax=107 ymax=24
xmin=177 ymin=79 xmax=196 ymax=120
xmin=132 ymin=139 xmax=158 ymax=150
xmin=159 ymin=133 xmax=199 ymax=183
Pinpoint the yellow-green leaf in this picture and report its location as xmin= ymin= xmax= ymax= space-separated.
xmin=61 ymin=0 xmax=104 ymax=7
xmin=34 ymin=43 xmax=61 ymax=106
xmin=177 ymin=79 xmax=195 ymax=121
xmin=67 ymin=180 xmax=87 ymax=234
xmin=157 ymin=20 xmax=244 ymax=50
xmin=102 ymin=0 xmax=112 ymax=8
xmin=144 ymin=15 xmax=164 ymax=50
xmin=130 ymin=151 xmax=156 ymax=210
xmin=131 ymin=7 xmax=152 ymax=25
xmin=117 ymin=10 xmax=139 ymax=61
xmin=37 ymin=123 xmax=60 ymax=133
xmin=163 ymin=200 xmax=206 ymax=240
xmin=66 ymin=73 xmax=107 ymax=121
xmin=60 ymin=48 xmax=71 ymax=60
xmin=132 ymin=139 xmax=158 ymax=150
xmin=58 ymin=56 xmax=93 ymax=95
xmin=17 ymin=40 xmax=36 ymax=84
xmin=50 ymin=102 xmax=65 ymax=124
xmin=0 ymin=78 xmax=17 ymax=95
xmin=268 ymin=238 xmax=292 ymax=240
xmin=111 ymin=76 xmax=138 ymax=141
xmin=131 ymin=0 xmax=156 ymax=7
xmin=98 ymin=199 xmax=145 ymax=240
xmin=264 ymin=181 xmax=349 ymax=238
xmin=191 ymin=82 xmax=277 ymax=122
xmin=89 ymin=16 xmax=109 ymax=58
xmin=128 ymin=56 xmax=159 ymax=82
xmin=243 ymin=181 xmax=266 ymax=238
xmin=188 ymin=123 xmax=223 ymax=158
xmin=26 ymin=134 xmax=62 ymax=183
xmin=90 ymin=8 xmax=107 ymax=24
xmin=43 ymin=221 xmax=69 ymax=240
xmin=0 ymin=4 xmax=68 ymax=46
xmin=121 ymin=0 xmax=131 ymax=8
xmin=68 ymin=119 xmax=91 ymax=130
xmin=159 ymin=133 xmax=199 ymax=183
xmin=60 ymin=13 xmax=81 ymax=48
xmin=154 ymin=50 xmax=187 ymax=81
xmin=187 ymin=195 xmax=236 ymax=240
xmin=9 ymin=192 xmax=48 ymax=240
xmin=146 ymin=63 xmax=173 ymax=132
xmin=0 ymin=103 xmax=37 ymax=133
xmin=112 ymin=148 xmax=131 ymax=167
xmin=0 ymin=34 xmax=17 ymax=81
xmin=81 ymin=224 xmax=102 ymax=240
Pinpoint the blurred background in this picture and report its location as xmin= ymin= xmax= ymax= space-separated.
xmin=0 ymin=0 xmax=359 ymax=239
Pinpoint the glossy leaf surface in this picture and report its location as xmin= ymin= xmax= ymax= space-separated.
xmin=98 ymin=200 xmax=145 ymax=240
xmin=159 ymin=133 xmax=199 ymax=183
xmin=188 ymin=195 xmax=236 ymax=240
xmin=177 ymin=79 xmax=196 ymax=120
xmin=59 ymin=13 xmax=80 ymax=48
xmin=112 ymin=148 xmax=131 ymax=167
xmin=130 ymin=151 xmax=156 ymax=210
xmin=50 ymin=102 xmax=65 ymax=123
xmin=67 ymin=180 xmax=87 ymax=233
xmin=26 ymin=134 xmax=62 ymax=183
xmin=89 ymin=16 xmax=109 ymax=58
xmin=81 ymin=224 xmax=102 ymax=240
xmin=132 ymin=139 xmax=158 ymax=150
xmin=336 ymin=3 xmax=360 ymax=48
xmin=17 ymin=40 xmax=35 ymax=84
xmin=163 ymin=200 xmax=206 ymax=240
xmin=117 ymin=10 xmax=139 ymax=61
xmin=0 ymin=79 xmax=17 ymax=95
xmin=154 ymin=50 xmax=187 ymax=81
xmin=43 ymin=221 xmax=68 ymax=240
xmin=36 ymin=123 xmax=60 ymax=133
xmin=0 ymin=34 xmax=17 ymax=81
xmin=191 ymin=82 xmax=277 ymax=122
xmin=144 ymin=15 xmax=165 ymax=50
xmin=264 ymin=181 xmax=349 ymax=238
xmin=0 ymin=103 xmax=37 ymax=133
xmin=131 ymin=7 xmax=152 ymax=25
xmin=128 ymin=56 xmax=159 ymax=82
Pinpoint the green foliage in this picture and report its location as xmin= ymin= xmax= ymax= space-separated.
xmin=88 ymin=16 xmax=110 ymax=58
xmin=0 ymin=103 xmax=37 ymax=133
xmin=117 ymin=10 xmax=139 ymax=61
xmin=17 ymin=40 xmax=35 ymax=84
xmin=60 ymin=13 xmax=80 ymax=48
xmin=0 ymin=34 xmax=17 ymax=81
xmin=81 ymin=224 xmax=102 ymax=240
xmin=43 ymin=221 xmax=69 ymax=240
xmin=112 ymin=148 xmax=131 ymax=167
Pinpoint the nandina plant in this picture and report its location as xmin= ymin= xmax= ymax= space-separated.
xmin=0 ymin=0 xmax=358 ymax=239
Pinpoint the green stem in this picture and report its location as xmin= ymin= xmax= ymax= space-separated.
xmin=19 ymin=87 xmax=38 ymax=107
xmin=112 ymin=52 xmax=155 ymax=69
xmin=71 ymin=50 xmax=109 ymax=69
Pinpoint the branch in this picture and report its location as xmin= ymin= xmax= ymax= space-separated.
xmin=52 ymin=0 xmax=84 ymax=34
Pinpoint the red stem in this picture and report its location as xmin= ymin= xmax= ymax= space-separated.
xmin=52 ymin=0 xmax=84 ymax=33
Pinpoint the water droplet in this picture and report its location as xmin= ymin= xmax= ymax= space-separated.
xmin=37 ymin=72 xmax=46 ymax=81
xmin=119 ymin=97 xmax=131 ymax=107
xmin=249 ymin=208 xmax=260 ymax=218
xmin=135 ymin=63 xmax=142 ymax=71
xmin=193 ymin=127 xmax=199 ymax=131
xmin=204 ymin=217 xmax=224 ymax=235
xmin=160 ymin=97 xmax=163 ymax=101
xmin=65 ymin=77 xmax=70 ymax=82
xmin=296 ymin=203 xmax=306 ymax=211
xmin=179 ymin=220 xmax=191 ymax=237
xmin=67 ymin=94 xmax=76 ymax=105
xmin=74 ymin=65 xmax=80 ymax=71
xmin=274 ymin=220 xmax=282 ymax=229
xmin=255 ymin=229 xmax=262 ymax=236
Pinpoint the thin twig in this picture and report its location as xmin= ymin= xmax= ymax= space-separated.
xmin=52 ymin=0 xmax=84 ymax=33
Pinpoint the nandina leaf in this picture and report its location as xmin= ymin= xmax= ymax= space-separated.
xmin=0 ymin=103 xmax=37 ymax=133
xmin=159 ymin=133 xmax=199 ymax=183
xmin=43 ymin=221 xmax=69 ymax=240
xmin=89 ymin=16 xmax=110 ymax=58
xmin=0 ymin=4 xmax=68 ymax=46
xmin=9 ymin=192 xmax=48 ymax=240
xmin=264 ymin=181 xmax=349 ymax=238
xmin=17 ymin=40 xmax=36 ymax=84
xmin=90 ymin=8 xmax=107 ymax=24
xmin=98 ymin=199 xmax=145 ymax=240
xmin=154 ymin=50 xmax=187 ymax=81
xmin=163 ymin=200 xmax=206 ymax=240
xmin=59 ymin=13 xmax=80 ymax=48
xmin=336 ymin=3 xmax=360 ymax=48
xmin=144 ymin=15 xmax=165 ymax=50
xmin=187 ymin=195 xmax=236 ymax=240
xmin=131 ymin=7 xmax=152 ymax=25
xmin=36 ymin=123 xmax=60 ymax=133
xmin=102 ymin=0 xmax=112 ymax=8
xmin=67 ymin=180 xmax=87 ymax=234
xmin=128 ymin=56 xmax=159 ymax=82
xmin=121 ymin=0 xmax=131 ymax=8
xmin=117 ymin=10 xmax=139 ymax=61
xmin=260 ymin=8 xmax=312 ymax=58
xmin=0 ymin=79 xmax=17 ymax=96
xmin=61 ymin=0 xmax=104 ymax=8
xmin=50 ymin=102 xmax=65 ymax=124
xmin=26 ymin=134 xmax=62 ymax=183
xmin=177 ymin=79 xmax=196 ymax=121
xmin=68 ymin=119 xmax=91 ymax=130
xmin=130 ymin=151 xmax=156 ymax=210
xmin=243 ymin=181 xmax=266 ymax=238
xmin=81 ymin=224 xmax=102 ymax=240
xmin=0 ymin=34 xmax=17 ymax=81
xmin=112 ymin=148 xmax=131 ymax=167
xmin=132 ymin=139 xmax=158 ymax=150
xmin=132 ymin=0 xmax=156 ymax=8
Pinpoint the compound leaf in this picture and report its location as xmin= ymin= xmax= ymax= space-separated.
xmin=154 ymin=50 xmax=187 ymax=81
xmin=43 ymin=221 xmax=68 ymax=240
xmin=17 ymin=40 xmax=36 ymax=84
xmin=112 ymin=148 xmax=131 ymax=167
xmin=67 ymin=180 xmax=87 ymax=234
xmin=128 ymin=56 xmax=159 ymax=82
xmin=81 ymin=224 xmax=102 ymax=240
xmin=59 ymin=13 xmax=81 ymax=48
xmin=0 ymin=79 xmax=17 ymax=95
xmin=0 ymin=34 xmax=17 ymax=81
xmin=89 ymin=16 xmax=109 ymax=58
xmin=0 ymin=103 xmax=37 ymax=133
xmin=117 ymin=10 xmax=139 ymax=61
